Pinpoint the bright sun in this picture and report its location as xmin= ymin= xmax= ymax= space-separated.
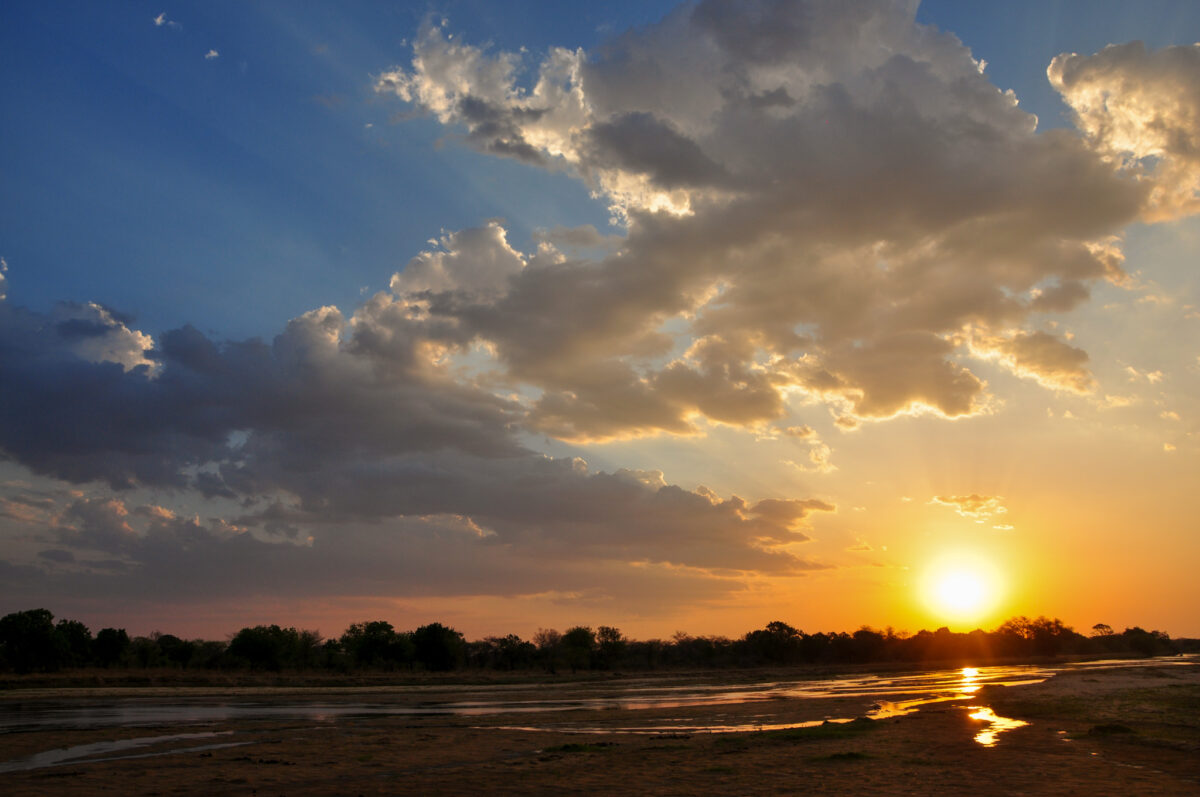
xmin=920 ymin=553 xmax=1005 ymax=624
xmin=934 ymin=570 xmax=985 ymax=613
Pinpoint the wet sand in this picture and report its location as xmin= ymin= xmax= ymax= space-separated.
xmin=2 ymin=662 xmax=1197 ymax=795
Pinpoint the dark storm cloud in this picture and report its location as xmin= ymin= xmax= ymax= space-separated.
xmin=0 ymin=293 xmax=835 ymax=604
xmin=584 ymin=112 xmax=732 ymax=189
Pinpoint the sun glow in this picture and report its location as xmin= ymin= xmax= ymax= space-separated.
xmin=920 ymin=553 xmax=1005 ymax=625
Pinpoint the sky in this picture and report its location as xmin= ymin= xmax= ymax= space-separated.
xmin=1 ymin=1 xmax=1198 ymax=642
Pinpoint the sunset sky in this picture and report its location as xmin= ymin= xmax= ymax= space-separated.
xmin=2 ymin=1 xmax=1198 ymax=642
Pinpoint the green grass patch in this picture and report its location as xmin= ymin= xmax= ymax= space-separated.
xmin=542 ymin=741 xmax=617 ymax=753
xmin=1089 ymin=723 xmax=1135 ymax=736
xmin=715 ymin=717 xmax=878 ymax=749
xmin=820 ymin=751 xmax=870 ymax=761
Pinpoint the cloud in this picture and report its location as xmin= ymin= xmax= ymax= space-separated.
xmin=1050 ymin=42 xmax=1200 ymax=221
xmin=783 ymin=430 xmax=837 ymax=474
xmin=56 ymin=496 xmax=138 ymax=553
xmin=373 ymin=0 xmax=1175 ymax=437
xmin=970 ymin=329 xmax=1094 ymax=393
xmin=1 ymin=472 xmax=835 ymax=612
xmin=153 ymin=12 xmax=181 ymax=30
xmin=6 ymin=0 xmax=1197 ymax=618
xmin=390 ymin=221 xmax=526 ymax=298
xmin=0 ymin=491 xmax=57 ymax=524
xmin=4 ymin=507 xmax=755 ymax=617
xmin=930 ymin=494 xmax=1008 ymax=523
xmin=0 ymin=291 xmax=838 ymax=607
xmin=532 ymin=224 xmax=624 ymax=253
xmin=204 ymin=49 xmax=220 ymax=60
xmin=52 ymin=302 xmax=156 ymax=372
xmin=0 ymin=256 xmax=7 ymax=301
xmin=1125 ymin=365 xmax=1164 ymax=384
xmin=0 ymin=299 xmax=522 ymax=490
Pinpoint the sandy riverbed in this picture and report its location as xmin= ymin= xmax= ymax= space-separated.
xmin=2 ymin=662 xmax=1196 ymax=795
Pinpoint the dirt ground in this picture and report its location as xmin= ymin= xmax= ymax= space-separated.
xmin=2 ymin=663 xmax=1197 ymax=795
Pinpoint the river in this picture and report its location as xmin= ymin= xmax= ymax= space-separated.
xmin=1 ymin=655 xmax=1191 ymax=772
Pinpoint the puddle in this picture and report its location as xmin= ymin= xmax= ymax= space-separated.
xmin=0 ymin=731 xmax=244 ymax=773
xmin=967 ymin=706 xmax=1029 ymax=747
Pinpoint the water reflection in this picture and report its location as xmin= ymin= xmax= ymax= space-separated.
xmin=0 ymin=663 xmax=1056 ymax=734
xmin=967 ymin=706 xmax=1029 ymax=747
xmin=492 ymin=717 xmax=849 ymax=735
xmin=2 ymin=655 xmax=1189 ymax=770
xmin=0 ymin=731 xmax=240 ymax=773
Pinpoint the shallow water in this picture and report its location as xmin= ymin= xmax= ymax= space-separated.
xmin=0 ymin=661 xmax=1056 ymax=733
xmin=0 ymin=655 xmax=1191 ymax=771
xmin=0 ymin=731 xmax=244 ymax=774
xmin=967 ymin=706 xmax=1029 ymax=747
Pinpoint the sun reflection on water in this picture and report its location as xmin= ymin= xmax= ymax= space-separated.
xmin=968 ymin=706 xmax=1029 ymax=746
xmin=959 ymin=667 xmax=981 ymax=694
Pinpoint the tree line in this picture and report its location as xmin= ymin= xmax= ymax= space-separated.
xmin=0 ymin=608 xmax=1187 ymax=675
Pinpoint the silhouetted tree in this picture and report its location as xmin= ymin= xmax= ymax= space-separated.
xmin=850 ymin=627 xmax=886 ymax=663
xmin=533 ymin=628 xmax=563 ymax=673
xmin=92 ymin=627 xmax=130 ymax=668
xmin=320 ymin=639 xmax=347 ymax=671
xmin=473 ymin=635 xmax=535 ymax=670
xmin=743 ymin=621 xmax=802 ymax=665
xmin=1030 ymin=617 xmax=1069 ymax=656
xmin=155 ymin=633 xmax=196 ymax=669
xmin=129 ymin=635 xmax=165 ymax=668
xmin=340 ymin=621 xmax=411 ymax=669
xmin=596 ymin=626 xmax=626 ymax=669
xmin=0 ymin=609 xmax=65 ymax=673
xmin=629 ymin=637 xmax=668 ymax=669
xmin=56 ymin=619 xmax=93 ymax=667
xmin=228 ymin=625 xmax=289 ymax=671
xmin=2 ymin=609 xmax=1185 ymax=675
xmin=412 ymin=623 xmax=465 ymax=671
xmin=190 ymin=640 xmax=228 ymax=669
xmin=561 ymin=626 xmax=596 ymax=672
xmin=227 ymin=625 xmax=319 ymax=671
xmin=1121 ymin=626 xmax=1173 ymax=657
xmin=669 ymin=632 xmax=714 ymax=667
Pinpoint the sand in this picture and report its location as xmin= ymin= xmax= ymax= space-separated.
xmin=2 ymin=662 xmax=1197 ymax=795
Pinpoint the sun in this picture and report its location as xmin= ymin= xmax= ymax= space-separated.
xmin=919 ymin=553 xmax=1005 ymax=625
xmin=934 ymin=570 xmax=985 ymax=613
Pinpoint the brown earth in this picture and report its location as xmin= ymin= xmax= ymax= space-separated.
xmin=2 ymin=663 xmax=1197 ymax=795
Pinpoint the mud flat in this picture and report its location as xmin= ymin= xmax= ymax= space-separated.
xmin=2 ymin=662 xmax=1197 ymax=795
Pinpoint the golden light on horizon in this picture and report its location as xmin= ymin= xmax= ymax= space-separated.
xmin=919 ymin=552 xmax=1006 ymax=627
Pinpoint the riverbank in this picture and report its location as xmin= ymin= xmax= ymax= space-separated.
xmin=1 ymin=660 xmax=1196 ymax=794
xmin=0 ymin=651 xmax=1161 ymax=693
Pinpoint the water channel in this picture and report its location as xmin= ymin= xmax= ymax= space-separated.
xmin=1 ymin=655 xmax=1190 ymax=772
